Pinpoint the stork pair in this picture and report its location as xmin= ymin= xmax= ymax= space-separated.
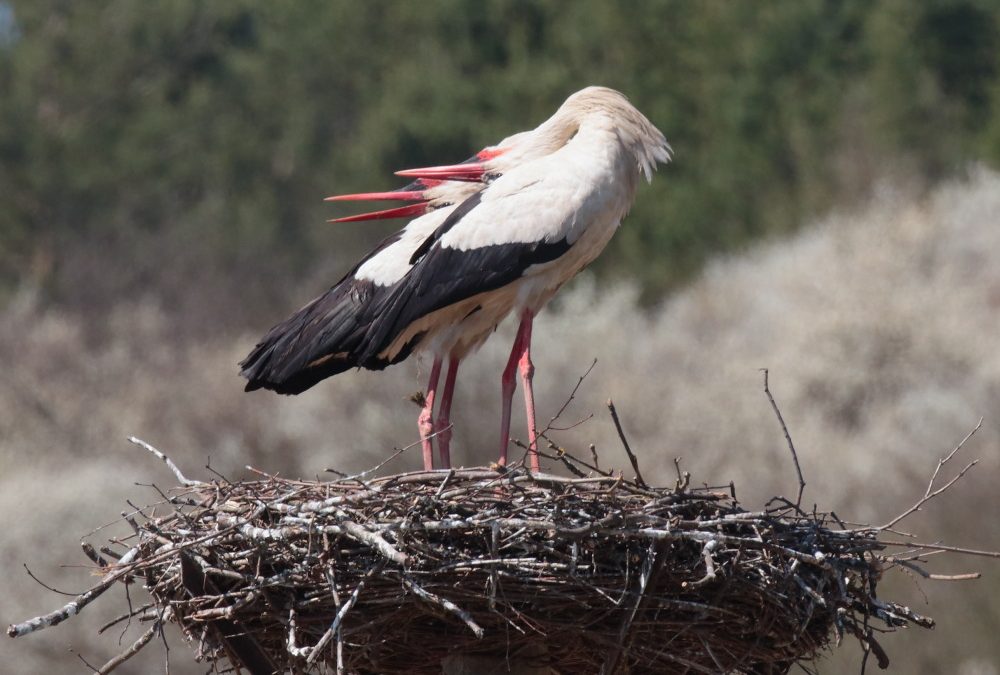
xmin=240 ymin=87 xmax=671 ymax=473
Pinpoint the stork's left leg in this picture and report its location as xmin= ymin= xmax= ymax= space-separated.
xmin=435 ymin=355 xmax=460 ymax=469
xmin=418 ymin=357 xmax=443 ymax=471
xmin=498 ymin=319 xmax=530 ymax=467
xmin=515 ymin=310 xmax=540 ymax=472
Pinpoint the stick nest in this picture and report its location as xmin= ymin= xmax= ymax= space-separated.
xmin=53 ymin=465 xmax=937 ymax=674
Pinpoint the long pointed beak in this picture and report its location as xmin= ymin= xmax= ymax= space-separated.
xmin=325 ymin=190 xmax=425 ymax=202
xmin=395 ymin=162 xmax=486 ymax=182
xmin=328 ymin=202 xmax=428 ymax=223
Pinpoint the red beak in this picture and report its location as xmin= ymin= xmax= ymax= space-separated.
xmin=325 ymin=190 xmax=425 ymax=202
xmin=395 ymin=162 xmax=486 ymax=182
xmin=328 ymin=202 xmax=428 ymax=223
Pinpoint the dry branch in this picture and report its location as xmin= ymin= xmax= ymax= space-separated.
xmin=761 ymin=369 xmax=806 ymax=507
xmin=879 ymin=419 xmax=983 ymax=531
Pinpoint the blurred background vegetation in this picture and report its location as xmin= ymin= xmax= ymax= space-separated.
xmin=4 ymin=0 xmax=1000 ymax=320
xmin=3 ymin=1 xmax=1000 ymax=673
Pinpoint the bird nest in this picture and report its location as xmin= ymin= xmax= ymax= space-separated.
xmin=13 ymin=435 xmax=975 ymax=675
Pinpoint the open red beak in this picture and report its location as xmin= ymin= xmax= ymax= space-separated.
xmin=328 ymin=202 xmax=428 ymax=223
xmin=326 ymin=183 xmax=432 ymax=222
xmin=395 ymin=162 xmax=486 ymax=182
xmin=325 ymin=147 xmax=506 ymax=221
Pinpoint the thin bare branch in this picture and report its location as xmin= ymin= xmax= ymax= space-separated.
xmin=542 ymin=358 xmax=598 ymax=434
xmin=128 ymin=437 xmax=198 ymax=486
xmin=403 ymin=575 xmax=484 ymax=638
xmin=96 ymin=621 xmax=160 ymax=674
xmin=880 ymin=419 xmax=983 ymax=531
xmin=878 ymin=540 xmax=1000 ymax=559
xmin=307 ymin=562 xmax=383 ymax=663
xmin=607 ymin=398 xmax=647 ymax=488
xmin=761 ymin=369 xmax=806 ymax=507
xmin=8 ymin=548 xmax=139 ymax=638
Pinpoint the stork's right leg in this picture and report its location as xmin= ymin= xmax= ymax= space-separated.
xmin=435 ymin=356 xmax=460 ymax=469
xmin=516 ymin=310 xmax=539 ymax=472
xmin=418 ymin=357 xmax=443 ymax=471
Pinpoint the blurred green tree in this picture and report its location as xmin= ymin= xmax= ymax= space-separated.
xmin=1 ymin=0 xmax=998 ymax=325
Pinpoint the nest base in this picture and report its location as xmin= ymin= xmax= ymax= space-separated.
xmin=68 ymin=466 xmax=933 ymax=674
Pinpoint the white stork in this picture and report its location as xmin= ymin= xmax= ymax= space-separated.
xmin=240 ymin=133 xmax=540 ymax=471
xmin=241 ymin=86 xmax=670 ymax=472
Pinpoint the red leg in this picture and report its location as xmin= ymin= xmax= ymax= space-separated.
xmin=435 ymin=356 xmax=460 ymax=469
xmin=516 ymin=310 xmax=539 ymax=472
xmin=418 ymin=357 xmax=442 ymax=471
xmin=498 ymin=315 xmax=531 ymax=467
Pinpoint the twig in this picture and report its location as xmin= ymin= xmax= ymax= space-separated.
xmin=95 ymin=621 xmax=161 ymax=674
xmin=307 ymin=562 xmax=383 ymax=663
xmin=327 ymin=428 xmax=449 ymax=482
xmin=602 ymin=542 xmax=660 ymax=674
xmin=70 ymin=647 xmax=101 ymax=673
xmin=553 ymin=444 xmax=589 ymax=478
xmin=435 ymin=469 xmax=455 ymax=498
xmin=23 ymin=564 xmax=83 ymax=596
xmin=673 ymin=457 xmax=690 ymax=492
xmin=548 ymin=413 xmax=595 ymax=432
xmin=685 ymin=541 xmax=719 ymax=588
xmin=100 ymin=547 xmax=123 ymax=561
xmin=325 ymin=565 xmax=345 ymax=674
xmin=607 ymin=399 xmax=647 ymax=488
xmin=97 ymin=604 xmax=156 ymax=635
xmin=526 ymin=441 xmax=615 ymax=480
xmin=403 ymin=575 xmax=484 ymax=638
xmin=761 ymin=369 xmax=806 ymax=507
xmin=286 ymin=609 xmax=310 ymax=658
xmin=880 ymin=419 xmax=983 ymax=530
xmin=81 ymin=542 xmax=110 ymax=569
xmin=878 ymin=540 xmax=1000 ymax=559
xmin=128 ymin=437 xmax=199 ymax=486
xmin=886 ymin=557 xmax=980 ymax=581
xmin=7 ymin=548 xmax=139 ymax=638
xmin=337 ymin=512 xmax=408 ymax=565
xmin=541 ymin=358 xmax=597 ymax=435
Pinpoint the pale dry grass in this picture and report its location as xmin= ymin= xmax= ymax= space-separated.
xmin=3 ymin=169 xmax=1000 ymax=673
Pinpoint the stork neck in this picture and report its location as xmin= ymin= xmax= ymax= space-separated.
xmin=571 ymin=120 xmax=640 ymax=199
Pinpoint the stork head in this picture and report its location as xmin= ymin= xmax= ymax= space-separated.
xmin=396 ymin=87 xmax=670 ymax=186
xmin=327 ymin=87 xmax=669 ymax=222
xmin=545 ymin=86 xmax=672 ymax=182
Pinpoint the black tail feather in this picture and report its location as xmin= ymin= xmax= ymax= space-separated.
xmin=239 ymin=277 xmax=385 ymax=395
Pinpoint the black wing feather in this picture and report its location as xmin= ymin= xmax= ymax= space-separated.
xmin=359 ymin=192 xmax=571 ymax=363
xmin=240 ymin=231 xmax=406 ymax=395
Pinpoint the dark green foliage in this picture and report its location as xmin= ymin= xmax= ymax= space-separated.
xmin=1 ymin=0 xmax=999 ymax=318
